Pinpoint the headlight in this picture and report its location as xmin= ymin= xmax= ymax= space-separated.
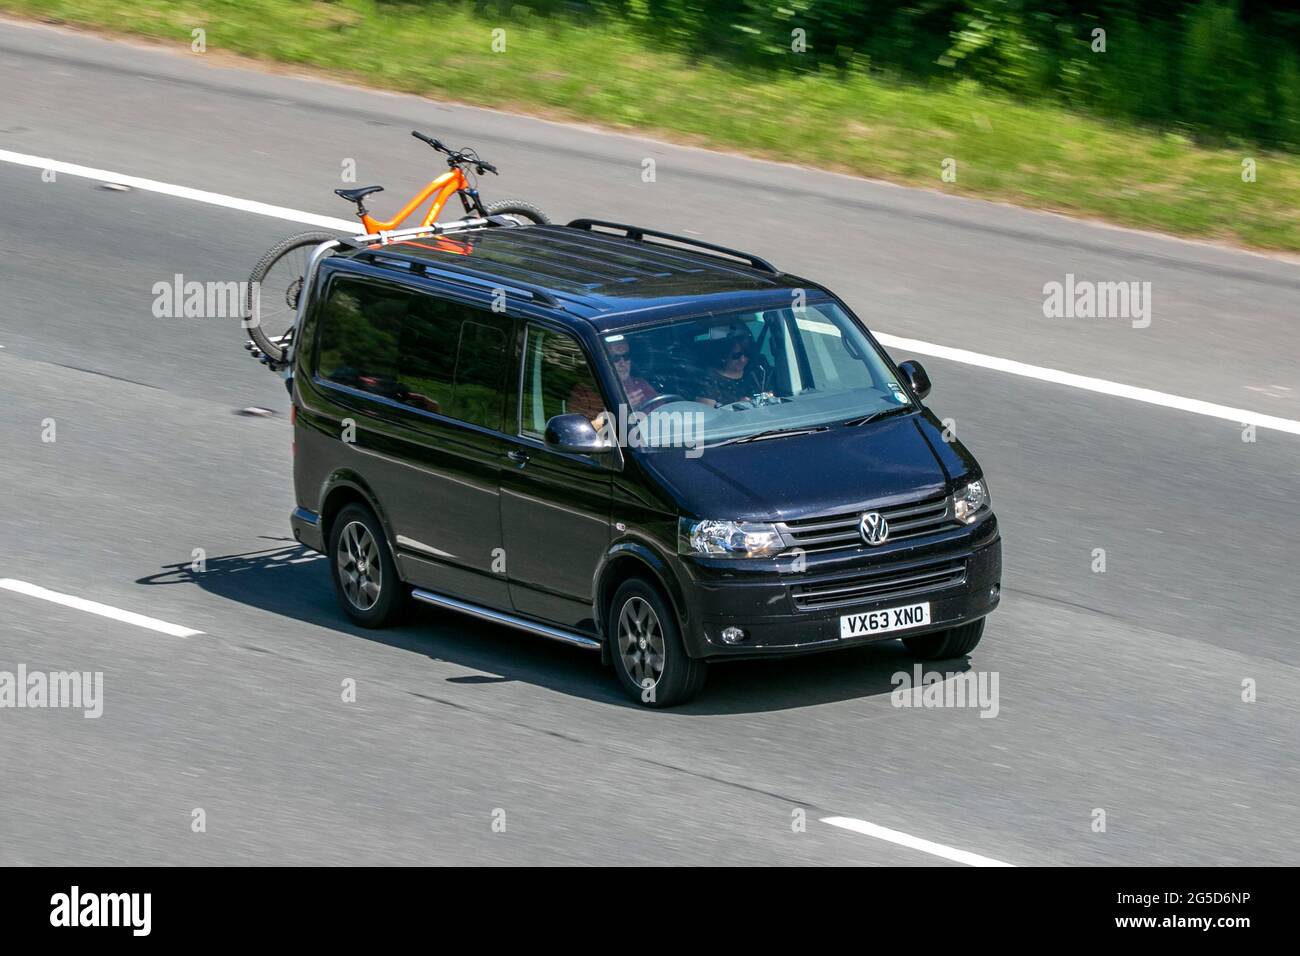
xmin=680 ymin=518 xmax=786 ymax=558
xmin=951 ymin=478 xmax=990 ymax=524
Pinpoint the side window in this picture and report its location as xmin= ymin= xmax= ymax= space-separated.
xmin=315 ymin=277 xmax=404 ymax=399
xmin=316 ymin=277 xmax=510 ymax=430
xmin=448 ymin=319 xmax=509 ymax=430
xmin=520 ymin=326 xmax=603 ymax=439
xmin=398 ymin=298 xmax=511 ymax=429
xmin=393 ymin=294 xmax=457 ymax=415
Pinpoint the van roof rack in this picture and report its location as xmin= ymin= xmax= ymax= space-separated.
xmin=349 ymin=245 xmax=563 ymax=309
xmin=566 ymin=219 xmax=779 ymax=275
xmin=336 ymin=216 xmax=562 ymax=308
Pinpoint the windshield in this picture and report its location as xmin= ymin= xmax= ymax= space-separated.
xmin=599 ymin=300 xmax=915 ymax=450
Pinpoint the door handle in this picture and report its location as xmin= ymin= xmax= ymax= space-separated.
xmin=507 ymin=449 xmax=530 ymax=465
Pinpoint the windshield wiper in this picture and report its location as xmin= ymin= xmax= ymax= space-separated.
xmin=712 ymin=425 xmax=830 ymax=446
xmin=841 ymin=405 xmax=912 ymax=428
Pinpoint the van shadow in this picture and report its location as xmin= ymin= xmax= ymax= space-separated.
xmin=136 ymin=542 xmax=966 ymax=714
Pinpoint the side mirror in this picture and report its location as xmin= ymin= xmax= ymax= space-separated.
xmin=544 ymin=413 xmax=612 ymax=454
xmin=897 ymin=360 xmax=931 ymax=400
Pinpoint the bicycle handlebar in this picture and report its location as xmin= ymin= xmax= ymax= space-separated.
xmin=411 ymin=130 xmax=498 ymax=174
xmin=410 ymin=129 xmax=443 ymax=151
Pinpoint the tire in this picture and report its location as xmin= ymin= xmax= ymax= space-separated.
xmin=483 ymin=199 xmax=550 ymax=225
xmin=901 ymin=618 xmax=985 ymax=660
xmin=245 ymin=230 xmax=339 ymax=364
xmin=608 ymin=578 xmax=706 ymax=708
xmin=327 ymin=503 xmax=409 ymax=628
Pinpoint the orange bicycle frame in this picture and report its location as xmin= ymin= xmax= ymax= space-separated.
xmin=359 ymin=167 xmax=471 ymax=233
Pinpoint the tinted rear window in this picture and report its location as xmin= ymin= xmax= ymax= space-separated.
xmin=315 ymin=277 xmax=403 ymax=398
xmin=315 ymin=276 xmax=510 ymax=431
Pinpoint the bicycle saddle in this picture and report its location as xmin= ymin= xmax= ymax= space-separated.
xmin=335 ymin=185 xmax=384 ymax=203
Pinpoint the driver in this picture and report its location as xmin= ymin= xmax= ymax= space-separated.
xmin=695 ymin=328 xmax=764 ymax=407
xmin=566 ymin=339 xmax=657 ymax=434
xmin=609 ymin=339 xmax=657 ymax=410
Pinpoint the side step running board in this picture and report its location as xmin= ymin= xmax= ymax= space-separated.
xmin=410 ymin=589 xmax=601 ymax=651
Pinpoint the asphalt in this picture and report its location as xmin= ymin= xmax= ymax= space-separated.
xmin=0 ymin=17 xmax=1296 ymax=866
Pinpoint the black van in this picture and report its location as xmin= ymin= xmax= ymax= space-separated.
xmin=286 ymin=218 xmax=1001 ymax=707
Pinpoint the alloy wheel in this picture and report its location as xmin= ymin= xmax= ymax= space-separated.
xmin=337 ymin=520 xmax=382 ymax=611
xmin=618 ymin=596 xmax=665 ymax=690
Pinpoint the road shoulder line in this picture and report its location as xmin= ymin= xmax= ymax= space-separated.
xmin=0 ymin=578 xmax=202 ymax=638
xmin=821 ymin=815 xmax=1015 ymax=866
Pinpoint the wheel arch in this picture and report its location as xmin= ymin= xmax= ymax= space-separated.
xmin=593 ymin=541 xmax=689 ymax=643
xmin=317 ymin=471 xmax=395 ymax=552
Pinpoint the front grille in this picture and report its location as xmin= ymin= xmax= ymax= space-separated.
xmin=792 ymin=556 xmax=967 ymax=610
xmin=777 ymin=493 xmax=953 ymax=554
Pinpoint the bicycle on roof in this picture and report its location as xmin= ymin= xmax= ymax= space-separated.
xmin=243 ymin=130 xmax=548 ymax=366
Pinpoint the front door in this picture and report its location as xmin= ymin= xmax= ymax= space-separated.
xmin=499 ymin=324 xmax=613 ymax=634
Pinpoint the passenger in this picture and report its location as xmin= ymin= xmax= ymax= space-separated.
xmin=695 ymin=329 xmax=764 ymax=407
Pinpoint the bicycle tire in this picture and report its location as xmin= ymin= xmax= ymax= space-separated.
xmin=245 ymin=230 xmax=339 ymax=364
xmin=483 ymin=199 xmax=551 ymax=225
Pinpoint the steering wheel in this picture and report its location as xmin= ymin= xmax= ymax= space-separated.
xmin=638 ymin=393 xmax=690 ymax=414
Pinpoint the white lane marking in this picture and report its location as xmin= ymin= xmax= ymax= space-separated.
xmin=821 ymin=815 xmax=1014 ymax=867
xmin=0 ymin=578 xmax=202 ymax=638
xmin=876 ymin=332 xmax=1300 ymax=436
xmin=1 ymin=149 xmax=1297 ymax=436
xmin=0 ymin=148 xmax=355 ymax=231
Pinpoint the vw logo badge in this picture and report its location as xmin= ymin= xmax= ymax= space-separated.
xmin=859 ymin=511 xmax=889 ymax=546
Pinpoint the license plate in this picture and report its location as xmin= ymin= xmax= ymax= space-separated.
xmin=840 ymin=601 xmax=931 ymax=638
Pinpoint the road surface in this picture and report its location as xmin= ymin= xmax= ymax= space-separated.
xmin=0 ymin=17 xmax=1296 ymax=865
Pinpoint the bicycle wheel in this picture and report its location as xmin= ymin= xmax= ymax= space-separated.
xmin=245 ymin=231 xmax=339 ymax=364
xmin=484 ymin=199 xmax=550 ymax=225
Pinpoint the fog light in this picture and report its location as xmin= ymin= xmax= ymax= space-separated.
xmin=720 ymin=626 xmax=747 ymax=645
xmin=989 ymin=584 xmax=1001 ymax=601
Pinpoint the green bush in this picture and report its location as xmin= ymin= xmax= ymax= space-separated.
xmin=438 ymin=0 xmax=1300 ymax=149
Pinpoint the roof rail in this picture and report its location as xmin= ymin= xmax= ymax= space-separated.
xmin=349 ymin=246 xmax=563 ymax=309
xmin=566 ymin=219 xmax=779 ymax=275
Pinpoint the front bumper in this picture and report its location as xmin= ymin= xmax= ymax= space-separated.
xmin=681 ymin=518 xmax=1001 ymax=660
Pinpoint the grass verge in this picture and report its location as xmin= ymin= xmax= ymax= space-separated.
xmin=7 ymin=0 xmax=1300 ymax=252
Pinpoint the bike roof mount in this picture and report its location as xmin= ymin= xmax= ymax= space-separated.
xmin=338 ymin=215 xmax=521 ymax=250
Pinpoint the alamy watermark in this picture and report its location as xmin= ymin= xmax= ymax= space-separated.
xmin=1042 ymin=273 xmax=1151 ymax=328
xmin=596 ymin=403 xmax=706 ymax=458
xmin=891 ymin=665 xmax=999 ymax=718
xmin=0 ymin=664 xmax=103 ymax=718
xmin=50 ymin=886 xmax=150 ymax=935
xmin=152 ymin=273 xmax=259 ymax=322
